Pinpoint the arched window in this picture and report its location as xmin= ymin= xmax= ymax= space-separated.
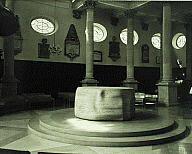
xmin=151 ymin=33 xmax=161 ymax=49
xmin=93 ymin=23 xmax=107 ymax=42
xmin=172 ymin=33 xmax=186 ymax=49
xmin=120 ymin=29 xmax=139 ymax=45
xmin=31 ymin=17 xmax=57 ymax=35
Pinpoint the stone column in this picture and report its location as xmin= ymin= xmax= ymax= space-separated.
xmin=158 ymin=17 xmax=163 ymax=82
xmin=185 ymin=23 xmax=192 ymax=80
xmin=122 ymin=10 xmax=138 ymax=91
xmin=1 ymin=0 xmax=18 ymax=97
xmin=81 ymin=0 xmax=98 ymax=86
xmin=1 ymin=36 xmax=18 ymax=97
xmin=157 ymin=2 xmax=177 ymax=106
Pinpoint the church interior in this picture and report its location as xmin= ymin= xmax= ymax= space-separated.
xmin=0 ymin=0 xmax=192 ymax=154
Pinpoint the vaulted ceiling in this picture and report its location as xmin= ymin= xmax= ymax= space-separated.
xmin=72 ymin=0 xmax=192 ymax=24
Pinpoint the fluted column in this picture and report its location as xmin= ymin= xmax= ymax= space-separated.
xmin=81 ymin=0 xmax=98 ymax=86
xmin=1 ymin=0 xmax=18 ymax=97
xmin=122 ymin=10 xmax=138 ymax=91
xmin=157 ymin=2 xmax=177 ymax=106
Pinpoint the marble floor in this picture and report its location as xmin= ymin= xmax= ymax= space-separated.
xmin=0 ymin=104 xmax=192 ymax=154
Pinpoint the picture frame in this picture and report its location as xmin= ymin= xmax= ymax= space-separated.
xmin=93 ymin=51 xmax=102 ymax=62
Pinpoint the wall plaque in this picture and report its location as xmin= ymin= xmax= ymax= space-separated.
xmin=141 ymin=44 xmax=149 ymax=63
xmin=109 ymin=36 xmax=120 ymax=61
xmin=94 ymin=51 xmax=102 ymax=62
xmin=64 ymin=24 xmax=80 ymax=60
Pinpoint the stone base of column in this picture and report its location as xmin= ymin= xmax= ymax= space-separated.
xmin=157 ymin=81 xmax=178 ymax=107
xmin=122 ymin=79 xmax=138 ymax=91
xmin=81 ymin=78 xmax=99 ymax=87
xmin=0 ymin=78 xmax=19 ymax=98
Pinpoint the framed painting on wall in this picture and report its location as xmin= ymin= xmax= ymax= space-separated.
xmin=93 ymin=51 xmax=102 ymax=62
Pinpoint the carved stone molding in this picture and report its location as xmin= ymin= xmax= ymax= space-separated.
xmin=83 ymin=0 xmax=96 ymax=9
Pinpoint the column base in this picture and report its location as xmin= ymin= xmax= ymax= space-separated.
xmin=122 ymin=79 xmax=138 ymax=91
xmin=157 ymin=81 xmax=178 ymax=107
xmin=81 ymin=78 xmax=99 ymax=87
xmin=0 ymin=77 xmax=19 ymax=98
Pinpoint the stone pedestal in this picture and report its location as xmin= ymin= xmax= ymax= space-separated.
xmin=157 ymin=81 xmax=177 ymax=106
xmin=122 ymin=79 xmax=138 ymax=91
xmin=75 ymin=87 xmax=135 ymax=120
xmin=81 ymin=78 xmax=99 ymax=87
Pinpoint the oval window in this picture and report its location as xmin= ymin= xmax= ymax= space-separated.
xmin=172 ymin=33 xmax=186 ymax=49
xmin=31 ymin=17 xmax=57 ymax=35
xmin=120 ymin=29 xmax=139 ymax=45
xmin=151 ymin=33 xmax=161 ymax=49
xmin=94 ymin=23 xmax=107 ymax=42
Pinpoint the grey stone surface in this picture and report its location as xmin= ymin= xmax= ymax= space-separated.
xmin=28 ymin=108 xmax=189 ymax=147
xmin=0 ymin=105 xmax=191 ymax=153
xmin=1 ymin=35 xmax=18 ymax=97
xmin=75 ymin=87 xmax=135 ymax=120
xmin=157 ymin=82 xmax=177 ymax=106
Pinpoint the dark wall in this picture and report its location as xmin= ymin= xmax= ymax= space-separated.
xmin=135 ymin=67 xmax=160 ymax=94
xmin=0 ymin=60 xmax=161 ymax=94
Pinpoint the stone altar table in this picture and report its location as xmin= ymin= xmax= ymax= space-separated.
xmin=75 ymin=87 xmax=135 ymax=120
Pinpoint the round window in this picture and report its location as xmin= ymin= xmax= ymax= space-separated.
xmin=172 ymin=33 xmax=186 ymax=49
xmin=120 ymin=29 xmax=139 ymax=45
xmin=31 ymin=17 xmax=57 ymax=35
xmin=93 ymin=23 xmax=107 ymax=42
xmin=151 ymin=33 xmax=161 ymax=49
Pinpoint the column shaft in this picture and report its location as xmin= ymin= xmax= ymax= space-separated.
xmin=122 ymin=11 xmax=138 ymax=90
xmin=85 ymin=8 xmax=94 ymax=79
xmin=81 ymin=0 xmax=98 ymax=86
xmin=157 ymin=2 xmax=177 ymax=106
xmin=162 ymin=3 xmax=172 ymax=81
xmin=1 ymin=0 xmax=18 ymax=97
xmin=127 ymin=16 xmax=134 ymax=80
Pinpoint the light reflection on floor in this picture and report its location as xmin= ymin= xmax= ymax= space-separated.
xmin=66 ymin=118 xmax=114 ymax=132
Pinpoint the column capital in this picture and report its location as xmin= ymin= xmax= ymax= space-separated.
xmin=83 ymin=0 xmax=96 ymax=9
xmin=163 ymin=1 xmax=171 ymax=7
xmin=124 ymin=10 xmax=136 ymax=18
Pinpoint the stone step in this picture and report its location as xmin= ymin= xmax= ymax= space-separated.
xmin=39 ymin=114 xmax=178 ymax=137
xmin=28 ymin=118 xmax=190 ymax=147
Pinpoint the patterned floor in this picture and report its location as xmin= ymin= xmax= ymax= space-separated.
xmin=0 ymin=104 xmax=192 ymax=154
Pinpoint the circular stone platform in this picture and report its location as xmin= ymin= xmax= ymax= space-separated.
xmin=28 ymin=108 xmax=190 ymax=147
